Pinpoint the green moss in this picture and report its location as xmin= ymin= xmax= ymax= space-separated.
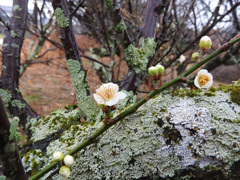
xmin=173 ymin=88 xmax=200 ymax=97
xmin=55 ymin=8 xmax=69 ymax=28
xmin=67 ymin=59 xmax=101 ymax=122
xmin=125 ymin=38 xmax=156 ymax=73
xmin=230 ymin=86 xmax=240 ymax=105
xmin=204 ymin=91 xmax=215 ymax=97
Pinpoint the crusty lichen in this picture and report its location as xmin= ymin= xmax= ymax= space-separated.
xmin=10 ymin=30 xmax=19 ymax=38
xmin=13 ymin=4 xmax=22 ymax=11
xmin=116 ymin=20 xmax=127 ymax=32
xmin=125 ymin=38 xmax=156 ymax=73
xmin=24 ymin=82 xmax=240 ymax=179
xmin=55 ymin=8 xmax=69 ymax=28
xmin=0 ymin=89 xmax=12 ymax=107
xmin=66 ymin=59 xmax=102 ymax=122
xmin=28 ymin=108 xmax=81 ymax=142
xmin=11 ymin=100 xmax=26 ymax=109
xmin=9 ymin=117 xmax=22 ymax=143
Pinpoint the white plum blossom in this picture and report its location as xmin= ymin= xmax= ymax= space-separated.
xmin=94 ymin=83 xmax=126 ymax=106
xmin=178 ymin=55 xmax=186 ymax=63
xmin=63 ymin=155 xmax=74 ymax=167
xmin=194 ymin=69 xmax=213 ymax=89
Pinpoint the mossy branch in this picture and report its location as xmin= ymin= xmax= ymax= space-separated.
xmin=29 ymin=33 xmax=240 ymax=180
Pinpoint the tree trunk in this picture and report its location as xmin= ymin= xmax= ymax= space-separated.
xmin=0 ymin=98 xmax=27 ymax=180
xmin=0 ymin=0 xmax=39 ymax=137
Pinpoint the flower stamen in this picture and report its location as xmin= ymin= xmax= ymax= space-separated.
xmin=198 ymin=75 xmax=209 ymax=86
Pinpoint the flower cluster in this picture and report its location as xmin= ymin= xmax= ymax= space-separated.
xmin=148 ymin=64 xmax=165 ymax=77
xmin=53 ymin=152 xmax=74 ymax=178
xmin=191 ymin=35 xmax=212 ymax=61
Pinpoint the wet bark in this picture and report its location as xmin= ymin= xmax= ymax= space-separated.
xmin=0 ymin=0 xmax=39 ymax=137
xmin=0 ymin=98 xmax=27 ymax=180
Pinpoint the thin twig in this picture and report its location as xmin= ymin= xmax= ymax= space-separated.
xmin=0 ymin=16 xmax=10 ymax=30
xmin=69 ymin=0 xmax=85 ymax=19
xmin=80 ymin=54 xmax=110 ymax=68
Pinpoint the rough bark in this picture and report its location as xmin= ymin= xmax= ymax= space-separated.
xmin=52 ymin=0 xmax=101 ymax=122
xmin=23 ymin=82 xmax=240 ymax=179
xmin=0 ymin=98 xmax=27 ymax=180
xmin=0 ymin=0 xmax=39 ymax=135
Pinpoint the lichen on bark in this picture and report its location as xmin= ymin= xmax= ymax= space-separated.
xmin=66 ymin=59 xmax=102 ymax=122
xmin=23 ymin=82 xmax=240 ymax=179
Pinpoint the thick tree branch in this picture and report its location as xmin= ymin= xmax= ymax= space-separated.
xmin=52 ymin=0 xmax=101 ymax=122
xmin=0 ymin=0 xmax=39 ymax=136
xmin=0 ymin=98 xmax=27 ymax=179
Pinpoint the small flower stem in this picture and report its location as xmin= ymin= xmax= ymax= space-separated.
xmin=29 ymin=33 xmax=240 ymax=180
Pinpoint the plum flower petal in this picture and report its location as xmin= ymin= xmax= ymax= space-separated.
xmin=194 ymin=69 xmax=213 ymax=89
xmin=94 ymin=83 xmax=126 ymax=106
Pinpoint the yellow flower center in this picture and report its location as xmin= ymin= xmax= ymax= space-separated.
xmin=96 ymin=85 xmax=116 ymax=101
xmin=198 ymin=75 xmax=209 ymax=86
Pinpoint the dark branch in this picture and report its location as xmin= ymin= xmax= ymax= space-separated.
xmin=69 ymin=0 xmax=85 ymax=19
xmin=0 ymin=98 xmax=27 ymax=179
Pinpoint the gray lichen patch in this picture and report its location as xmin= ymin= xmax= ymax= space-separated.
xmin=22 ymin=149 xmax=47 ymax=176
xmin=125 ymin=38 xmax=156 ymax=73
xmin=66 ymin=59 xmax=102 ymax=122
xmin=13 ymin=4 xmax=22 ymax=11
xmin=55 ymin=8 xmax=69 ymax=28
xmin=11 ymin=100 xmax=26 ymax=109
xmin=24 ymin=85 xmax=240 ymax=179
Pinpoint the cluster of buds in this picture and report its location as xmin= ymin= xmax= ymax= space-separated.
xmin=53 ymin=152 xmax=75 ymax=178
xmin=191 ymin=35 xmax=212 ymax=62
xmin=148 ymin=64 xmax=165 ymax=80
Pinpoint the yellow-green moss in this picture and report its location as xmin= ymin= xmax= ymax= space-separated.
xmin=230 ymin=86 xmax=240 ymax=105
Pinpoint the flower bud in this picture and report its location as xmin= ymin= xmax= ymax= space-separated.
xmin=192 ymin=52 xmax=200 ymax=61
xmin=178 ymin=55 xmax=186 ymax=63
xmin=148 ymin=66 xmax=158 ymax=76
xmin=199 ymin=36 xmax=212 ymax=50
xmin=156 ymin=64 xmax=165 ymax=74
xmin=59 ymin=166 xmax=71 ymax=178
xmin=63 ymin=155 xmax=74 ymax=167
xmin=53 ymin=151 xmax=64 ymax=161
